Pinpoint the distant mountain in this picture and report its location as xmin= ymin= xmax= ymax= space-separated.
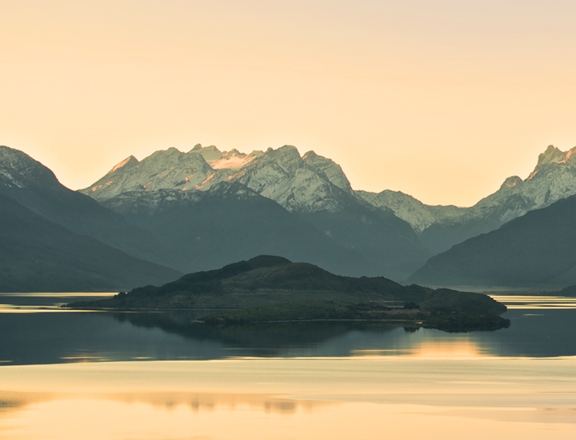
xmin=0 ymin=145 xmax=176 ymax=268
xmin=409 ymin=194 xmax=576 ymax=288
xmin=84 ymin=145 xmax=429 ymax=281
xmin=357 ymin=190 xmax=462 ymax=233
xmin=361 ymin=145 xmax=576 ymax=254
xmin=0 ymin=193 xmax=181 ymax=292
xmin=83 ymin=144 xmax=262 ymax=202
xmin=79 ymin=142 xmax=576 ymax=282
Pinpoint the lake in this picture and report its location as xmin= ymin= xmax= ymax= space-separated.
xmin=1 ymin=292 xmax=575 ymax=439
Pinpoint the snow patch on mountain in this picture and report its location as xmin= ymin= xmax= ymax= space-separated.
xmin=210 ymin=149 xmax=260 ymax=170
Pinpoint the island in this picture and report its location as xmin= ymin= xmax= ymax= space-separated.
xmin=68 ymin=255 xmax=510 ymax=332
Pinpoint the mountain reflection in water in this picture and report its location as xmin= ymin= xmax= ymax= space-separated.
xmin=1 ymin=358 xmax=576 ymax=440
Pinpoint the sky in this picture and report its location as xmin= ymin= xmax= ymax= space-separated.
xmin=1 ymin=0 xmax=575 ymax=207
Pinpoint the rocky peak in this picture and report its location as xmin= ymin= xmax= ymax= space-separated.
xmin=537 ymin=145 xmax=564 ymax=167
xmin=527 ymin=145 xmax=576 ymax=180
xmin=257 ymin=145 xmax=303 ymax=172
xmin=192 ymin=145 xmax=223 ymax=162
xmin=0 ymin=145 xmax=60 ymax=189
xmin=223 ymin=148 xmax=243 ymax=159
xmin=302 ymin=151 xmax=352 ymax=193
xmin=231 ymin=146 xmax=355 ymax=213
xmin=81 ymin=147 xmax=216 ymax=201
xmin=501 ymin=176 xmax=522 ymax=189
xmin=109 ymin=155 xmax=139 ymax=174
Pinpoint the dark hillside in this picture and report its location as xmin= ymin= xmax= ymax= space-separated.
xmin=0 ymin=194 xmax=181 ymax=292
xmin=410 ymin=194 xmax=576 ymax=287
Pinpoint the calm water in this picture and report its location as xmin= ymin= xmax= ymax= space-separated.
xmin=1 ymin=292 xmax=575 ymax=439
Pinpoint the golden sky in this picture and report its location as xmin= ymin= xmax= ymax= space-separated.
xmin=2 ymin=0 xmax=575 ymax=206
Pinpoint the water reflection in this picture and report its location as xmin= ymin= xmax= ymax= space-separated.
xmin=2 ymin=293 xmax=576 ymax=364
xmin=1 ymin=358 xmax=576 ymax=439
xmin=0 ymin=390 xmax=326 ymax=416
xmin=3 ymin=398 xmax=575 ymax=440
xmin=113 ymin=310 xmax=402 ymax=350
xmin=491 ymin=295 xmax=576 ymax=309
xmin=0 ymin=292 xmax=114 ymax=313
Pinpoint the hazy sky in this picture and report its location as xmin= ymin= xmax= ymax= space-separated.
xmin=2 ymin=0 xmax=575 ymax=206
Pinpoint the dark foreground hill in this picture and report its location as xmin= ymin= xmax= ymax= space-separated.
xmin=0 ymin=194 xmax=181 ymax=292
xmin=70 ymin=255 xmax=509 ymax=332
xmin=410 ymin=194 xmax=576 ymax=288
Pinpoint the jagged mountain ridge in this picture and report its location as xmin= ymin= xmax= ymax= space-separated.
xmin=88 ymin=143 xmax=576 ymax=243
xmin=84 ymin=145 xmax=429 ymax=281
xmin=361 ymin=145 xmax=576 ymax=253
xmin=83 ymin=144 xmax=357 ymax=214
xmin=83 ymin=144 xmax=263 ymax=202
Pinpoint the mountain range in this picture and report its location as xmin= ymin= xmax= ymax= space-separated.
xmin=360 ymin=145 xmax=576 ymax=254
xmin=82 ymin=144 xmax=428 ymax=280
xmin=3 ymin=141 xmax=576 ymax=290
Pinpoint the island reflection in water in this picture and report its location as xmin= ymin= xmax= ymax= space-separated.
xmin=2 ymin=293 xmax=576 ymax=364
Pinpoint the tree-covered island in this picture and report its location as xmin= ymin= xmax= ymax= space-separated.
xmin=68 ymin=255 xmax=509 ymax=332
